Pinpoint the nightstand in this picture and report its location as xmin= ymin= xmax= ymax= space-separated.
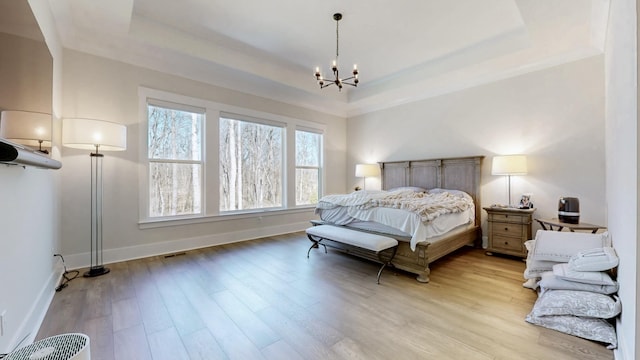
xmin=484 ymin=207 xmax=535 ymax=258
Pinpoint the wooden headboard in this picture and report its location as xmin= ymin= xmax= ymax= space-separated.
xmin=379 ymin=156 xmax=484 ymax=226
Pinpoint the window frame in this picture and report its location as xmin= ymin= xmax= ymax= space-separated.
xmin=138 ymin=87 xmax=325 ymax=228
xmin=294 ymin=127 xmax=323 ymax=206
xmin=146 ymin=99 xmax=205 ymax=219
xmin=218 ymin=112 xmax=286 ymax=214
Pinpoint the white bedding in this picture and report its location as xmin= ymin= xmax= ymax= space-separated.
xmin=315 ymin=189 xmax=475 ymax=250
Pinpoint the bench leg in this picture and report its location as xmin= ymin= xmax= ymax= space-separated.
xmin=376 ymin=263 xmax=389 ymax=284
xmin=306 ymin=234 xmax=327 ymax=258
xmin=376 ymin=246 xmax=398 ymax=284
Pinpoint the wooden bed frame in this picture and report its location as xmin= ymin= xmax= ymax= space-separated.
xmin=324 ymin=156 xmax=484 ymax=283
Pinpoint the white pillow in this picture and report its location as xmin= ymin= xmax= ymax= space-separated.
xmin=523 ymin=240 xmax=562 ymax=280
xmin=552 ymin=263 xmax=617 ymax=286
xmin=538 ymin=271 xmax=618 ymax=295
xmin=428 ymin=188 xmax=468 ymax=197
xmin=524 ymin=259 xmax=562 ymax=279
xmin=568 ymin=247 xmax=619 ymax=272
xmin=530 ymin=290 xmax=621 ymax=319
xmin=532 ymin=230 xmax=610 ymax=262
xmin=387 ymin=186 xmax=427 ymax=193
xmin=522 ymin=278 xmax=539 ymax=290
xmin=526 ymin=314 xmax=617 ymax=349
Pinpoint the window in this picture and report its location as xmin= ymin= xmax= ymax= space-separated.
xmin=147 ymin=102 xmax=203 ymax=217
xmin=219 ymin=115 xmax=284 ymax=212
xmin=295 ymin=130 xmax=322 ymax=205
xmin=140 ymin=87 xmax=325 ymax=225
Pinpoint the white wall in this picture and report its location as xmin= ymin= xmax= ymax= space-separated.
xmin=59 ymin=50 xmax=347 ymax=269
xmin=606 ymin=0 xmax=638 ymax=358
xmin=0 ymin=0 xmax=63 ymax=351
xmin=347 ymin=56 xmax=606 ymax=240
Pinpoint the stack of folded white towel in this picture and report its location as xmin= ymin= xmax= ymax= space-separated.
xmin=522 ymin=230 xmax=620 ymax=349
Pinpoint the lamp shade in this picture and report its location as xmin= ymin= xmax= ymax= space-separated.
xmin=0 ymin=110 xmax=52 ymax=147
xmin=63 ymin=118 xmax=127 ymax=151
xmin=491 ymin=155 xmax=527 ymax=175
xmin=355 ymin=163 xmax=379 ymax=177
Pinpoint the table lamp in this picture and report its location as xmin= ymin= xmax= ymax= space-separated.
xmin=492 ymin=155 xmax=527 ymax=207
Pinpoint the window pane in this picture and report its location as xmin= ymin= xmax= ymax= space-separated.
xmin=296 ymin=168 xmax=319 ymax=205
xmin=219 ymin=117 xmax=283 ymax=211
xmin=295 ymin=130 xmax=321 ymax=206
xmin=296 ymin=130 xmax=320 ymax=166
xmin=149 ymin=162 xmax=202 ymax=217
xmin=148 ymin=105 xmax=202 ymax=160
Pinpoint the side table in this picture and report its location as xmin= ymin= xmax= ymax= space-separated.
xmin=535 ymin=218 xmax=606 ymax=234
xmin=484 ymin=207 xmax=535 ymax=258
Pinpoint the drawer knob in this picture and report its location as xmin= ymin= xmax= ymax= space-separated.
xmin=504 ymin=227 xmax=509 ymax=231
xmin=504 ymin=241 xmax=509 ymax=245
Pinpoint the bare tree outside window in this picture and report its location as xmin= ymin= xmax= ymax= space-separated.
xmin=148 ymin=104 xmax=203 ymax=217
xmin=219 ymin=117 xmax=283 ymax=211
xmin=295 ymin=130 xmax=321 ymax=205
xmin=142 ymin=91 xmax=325 ymax=222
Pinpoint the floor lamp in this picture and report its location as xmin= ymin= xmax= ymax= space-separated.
xmin=491 ymin=155 xmax=527 ymax=207
xmin=355 ymin=163 xmax=379 ymax=190
xmin=0 ymin=110 xmax=52 ymax=153
xmin=63 ymin=118 xmax=127 ymax=277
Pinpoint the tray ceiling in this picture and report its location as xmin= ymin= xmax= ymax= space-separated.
xmin=43 ymin=0 xmax=609 ymax=116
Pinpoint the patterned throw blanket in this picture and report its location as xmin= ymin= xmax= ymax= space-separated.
xmin=317 ymin=189 xmax=473 ymax=222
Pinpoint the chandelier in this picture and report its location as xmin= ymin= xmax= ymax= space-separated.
xmin=314 ymin=13 xmax=359 ymax=91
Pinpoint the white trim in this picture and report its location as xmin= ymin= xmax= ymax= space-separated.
xmin=220 ymin=111 xmax=286 ymax=128
xmin=64 ymin=221 xmax=311 ymax=270
xmin=138 ymin=206 xmax=314 ymax=229
xmin=139 ymin=87 xmax=327 ymax=131
xmin=6 ymin=263 xmax=64 ymax=354
xmin=613 ymin=320 xmax=629 ymax=359
xmin=147 ymin=98 xmax=206 ymax=114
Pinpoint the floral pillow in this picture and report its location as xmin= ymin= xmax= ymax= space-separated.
xmin=530 ymin=290 xmax=621 ymax=319
xmin=526 ymin=313 xmax=617 ymax=349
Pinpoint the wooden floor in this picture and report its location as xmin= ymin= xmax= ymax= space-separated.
xmin=37 ymin=232 xmax=614 ymax=360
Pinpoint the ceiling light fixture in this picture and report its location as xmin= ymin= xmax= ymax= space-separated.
xmin=314 ymin=13 xmax=359 ymax=91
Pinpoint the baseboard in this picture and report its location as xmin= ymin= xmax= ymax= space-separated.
xmin=613 ymin=318 xmax=631 ymax=360
xmin=6 ymin=262 xmax=64 ymax=353
xmin=64 ymin=221 xmax=310 ymax=270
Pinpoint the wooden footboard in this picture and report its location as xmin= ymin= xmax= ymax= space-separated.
xmin=392 ymin=226 xmax=480 ymax=282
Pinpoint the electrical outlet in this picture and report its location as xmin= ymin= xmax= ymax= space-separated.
xmin=0 ymin=310 xmax=6 ymax=337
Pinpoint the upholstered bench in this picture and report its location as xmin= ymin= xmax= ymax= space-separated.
xmin=306 ymin=225 xmax=398 ymax=284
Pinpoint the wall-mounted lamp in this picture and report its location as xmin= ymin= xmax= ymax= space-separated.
xmin=492 ymin=155 xmax=527 ymax=207
xmin=63 ymin=118 xmax=127 ymax=277
xmin=355 ymin=163 xmax=379 ymax=190
xmin=0 ymin=110 xmax=52 ymax=154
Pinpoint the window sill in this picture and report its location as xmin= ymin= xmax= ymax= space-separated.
xmin=138 ymin=206 xmax=316 ymax=229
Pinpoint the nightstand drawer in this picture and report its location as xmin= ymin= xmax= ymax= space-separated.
xmin=492 ymin=234 xmax=524 ymax=252
xmin=488 ymin=213 xmax=530 ymax=224
xmin=493 ymin=223 xmax=525 ymax=237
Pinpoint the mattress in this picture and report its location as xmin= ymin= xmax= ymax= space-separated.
xmin=316 ymin=200 xmax=474 ymax=250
